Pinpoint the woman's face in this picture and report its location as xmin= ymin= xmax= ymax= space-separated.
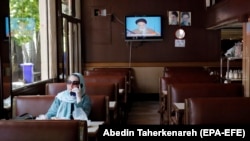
xmin=66 ymin=75 xmax=80 ymax=91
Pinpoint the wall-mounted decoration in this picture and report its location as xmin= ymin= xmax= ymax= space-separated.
xmin=175 ymin=39 xmax=185 ymax=47
xmin=175 ymin=28 xmax=185 ymax=39
xmin=168 ymin=11 xmax=179 ymax=25
xmin=180 ymin=12 xmax=191 ymax=26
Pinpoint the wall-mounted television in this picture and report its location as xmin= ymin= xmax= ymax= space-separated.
xmin=125 ymin=15 xmax=163 ymax=41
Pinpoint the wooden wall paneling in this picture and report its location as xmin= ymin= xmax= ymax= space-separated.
xmin=83 ymin=0 xmax=220 ymax=63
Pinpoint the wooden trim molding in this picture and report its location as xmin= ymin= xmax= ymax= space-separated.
xmin=84 ymin=62 xmax=220 ymax=68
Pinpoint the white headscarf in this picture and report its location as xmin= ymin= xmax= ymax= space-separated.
xmin=71 ymin=72 xmax=86 ymax=96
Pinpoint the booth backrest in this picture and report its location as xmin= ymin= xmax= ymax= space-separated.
xmin=92 ymin=67 xmax=134 ymax=93
xmin=46 ymin=82 xmax=117 ymax=100
xmin=12 ymin=95 xmax=55 ymax=118
xmin=167 ymin=83 xmax=244 ymax=124
xmin=0 ymin=120 xmax=87 ymax=141
xmin=89 ymin=95 xmax=109 ymax=124
xmin=163 ymin=66 xmax=219 ymax=83
xmin=84 ymin=70 xmax=128 ymax=78
xmin=45 ymin=82 xmax=66 ymax=96
xmin=159 ymin=76 xmax=220 ymax=104
xmin=84 ymin=75 xmax=127 ymax=104
xmin=169 ymin=83 xmax=244 ymax=103
xmin=84 ymin=69 xmax=131 ymax=92
xmin=185 ymin=97 xmax=250 ymax=124
xmin=85 ymin=82 xmax=117 ymax=101
xmin=158 ymin=76 xmax=220 ymax=124
xmin=84 ymin=75 xmax=126 ymax=90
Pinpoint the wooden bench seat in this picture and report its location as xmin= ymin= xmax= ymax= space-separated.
xmin=0 ymin=120 xmax=87 ymax=141
xmin=167 ymin=83 xmax=244 ymax=125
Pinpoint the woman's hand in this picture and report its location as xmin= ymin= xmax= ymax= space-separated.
xmin=71 ymin=86 xmax=82 ymax=103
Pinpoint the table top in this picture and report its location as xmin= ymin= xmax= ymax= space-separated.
xmin=173 ymin=102 xmax=184 ymax=110
xmin=88 ymin=121 xmax=104 ymax=136
xmin=162 ymin=90 xmax=168 ymax=95
xmin=109 ymin=101 xmax=116 ymax=110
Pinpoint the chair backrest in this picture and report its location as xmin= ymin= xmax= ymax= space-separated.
xmin=12 ymin=95 xmax=55 ymax=118
xmin=92 ymin=67 xmax=134 ymax=93
xmin=0 ymin=120 xmax=87 ymax=141
xmin=85 ymin=82 xmax=117 ymax=101
xmin=185 ymin=97 xmax=250 ymax=124
xmin=84 ymin=75 xmax=128 ymax=104
xmin=167 ymin=83 xmax=244 ymax=124
xmin=84 ymin=75 xmax=126 ymax=90
xmin=45 ymin=82 xmax=66 ymax=96
xmin=88 ymin=95 xmax=109 ymax=124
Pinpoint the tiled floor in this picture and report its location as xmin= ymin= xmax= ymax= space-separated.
xmin=126 ymin=100 xmax=160 ymax=125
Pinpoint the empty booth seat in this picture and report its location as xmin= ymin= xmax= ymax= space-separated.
xmin=167 ymin=83 xmax=244 ymax=125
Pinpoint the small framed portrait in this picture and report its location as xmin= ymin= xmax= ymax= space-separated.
xmin=168 ymin=11 xmax=179 ymax=25
xmin=180 ymin=12 xmax=191 ymax=26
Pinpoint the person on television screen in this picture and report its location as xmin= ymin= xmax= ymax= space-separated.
xmin=130 ymin=18 xmax=159 ymax=35
xmin=180 ymin=12 xmax=191 ymax=26
xmin=169 ymin=11 xmax=179 ymax=25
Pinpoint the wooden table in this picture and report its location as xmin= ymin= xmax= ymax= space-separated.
xmin=88 ymin=121 xmax=104 ymax=140
xmin=109 ymin=101 xmax=119 ymax=124
xmin=109 ymin=101 xmax=116 ymax=110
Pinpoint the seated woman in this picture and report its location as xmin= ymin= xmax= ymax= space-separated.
xmin=45 ymin=73 xmax=91 ymax=120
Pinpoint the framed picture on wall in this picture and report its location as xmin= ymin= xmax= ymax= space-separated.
xmin=168 ymin=11 xmax=179 ymax=25
xmin=180 ymin=12 xmax=191 ymax=26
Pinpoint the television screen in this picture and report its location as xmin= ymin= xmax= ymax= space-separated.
xmin=125 ymin=15 xmax=163 ymax=41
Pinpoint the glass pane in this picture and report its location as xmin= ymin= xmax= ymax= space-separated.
xmin=62 ymin=0 xmax=74 ymax=16
xmin=75 ymin=0 xmax=80 ymax=19
xmin=61 ymin=18 xmax=68 ymax=80
xmin=10 ymin=0 xmax=52 ymax=89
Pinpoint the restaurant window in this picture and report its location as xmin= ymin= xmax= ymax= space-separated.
xmin=10 ymin=0 xmax=57 ymax=89
xmin=58 ymin=0 xmax=82 ymax=81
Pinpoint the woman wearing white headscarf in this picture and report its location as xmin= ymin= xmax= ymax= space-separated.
xmin=46 ymin=73 xmax=91 ymax=119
